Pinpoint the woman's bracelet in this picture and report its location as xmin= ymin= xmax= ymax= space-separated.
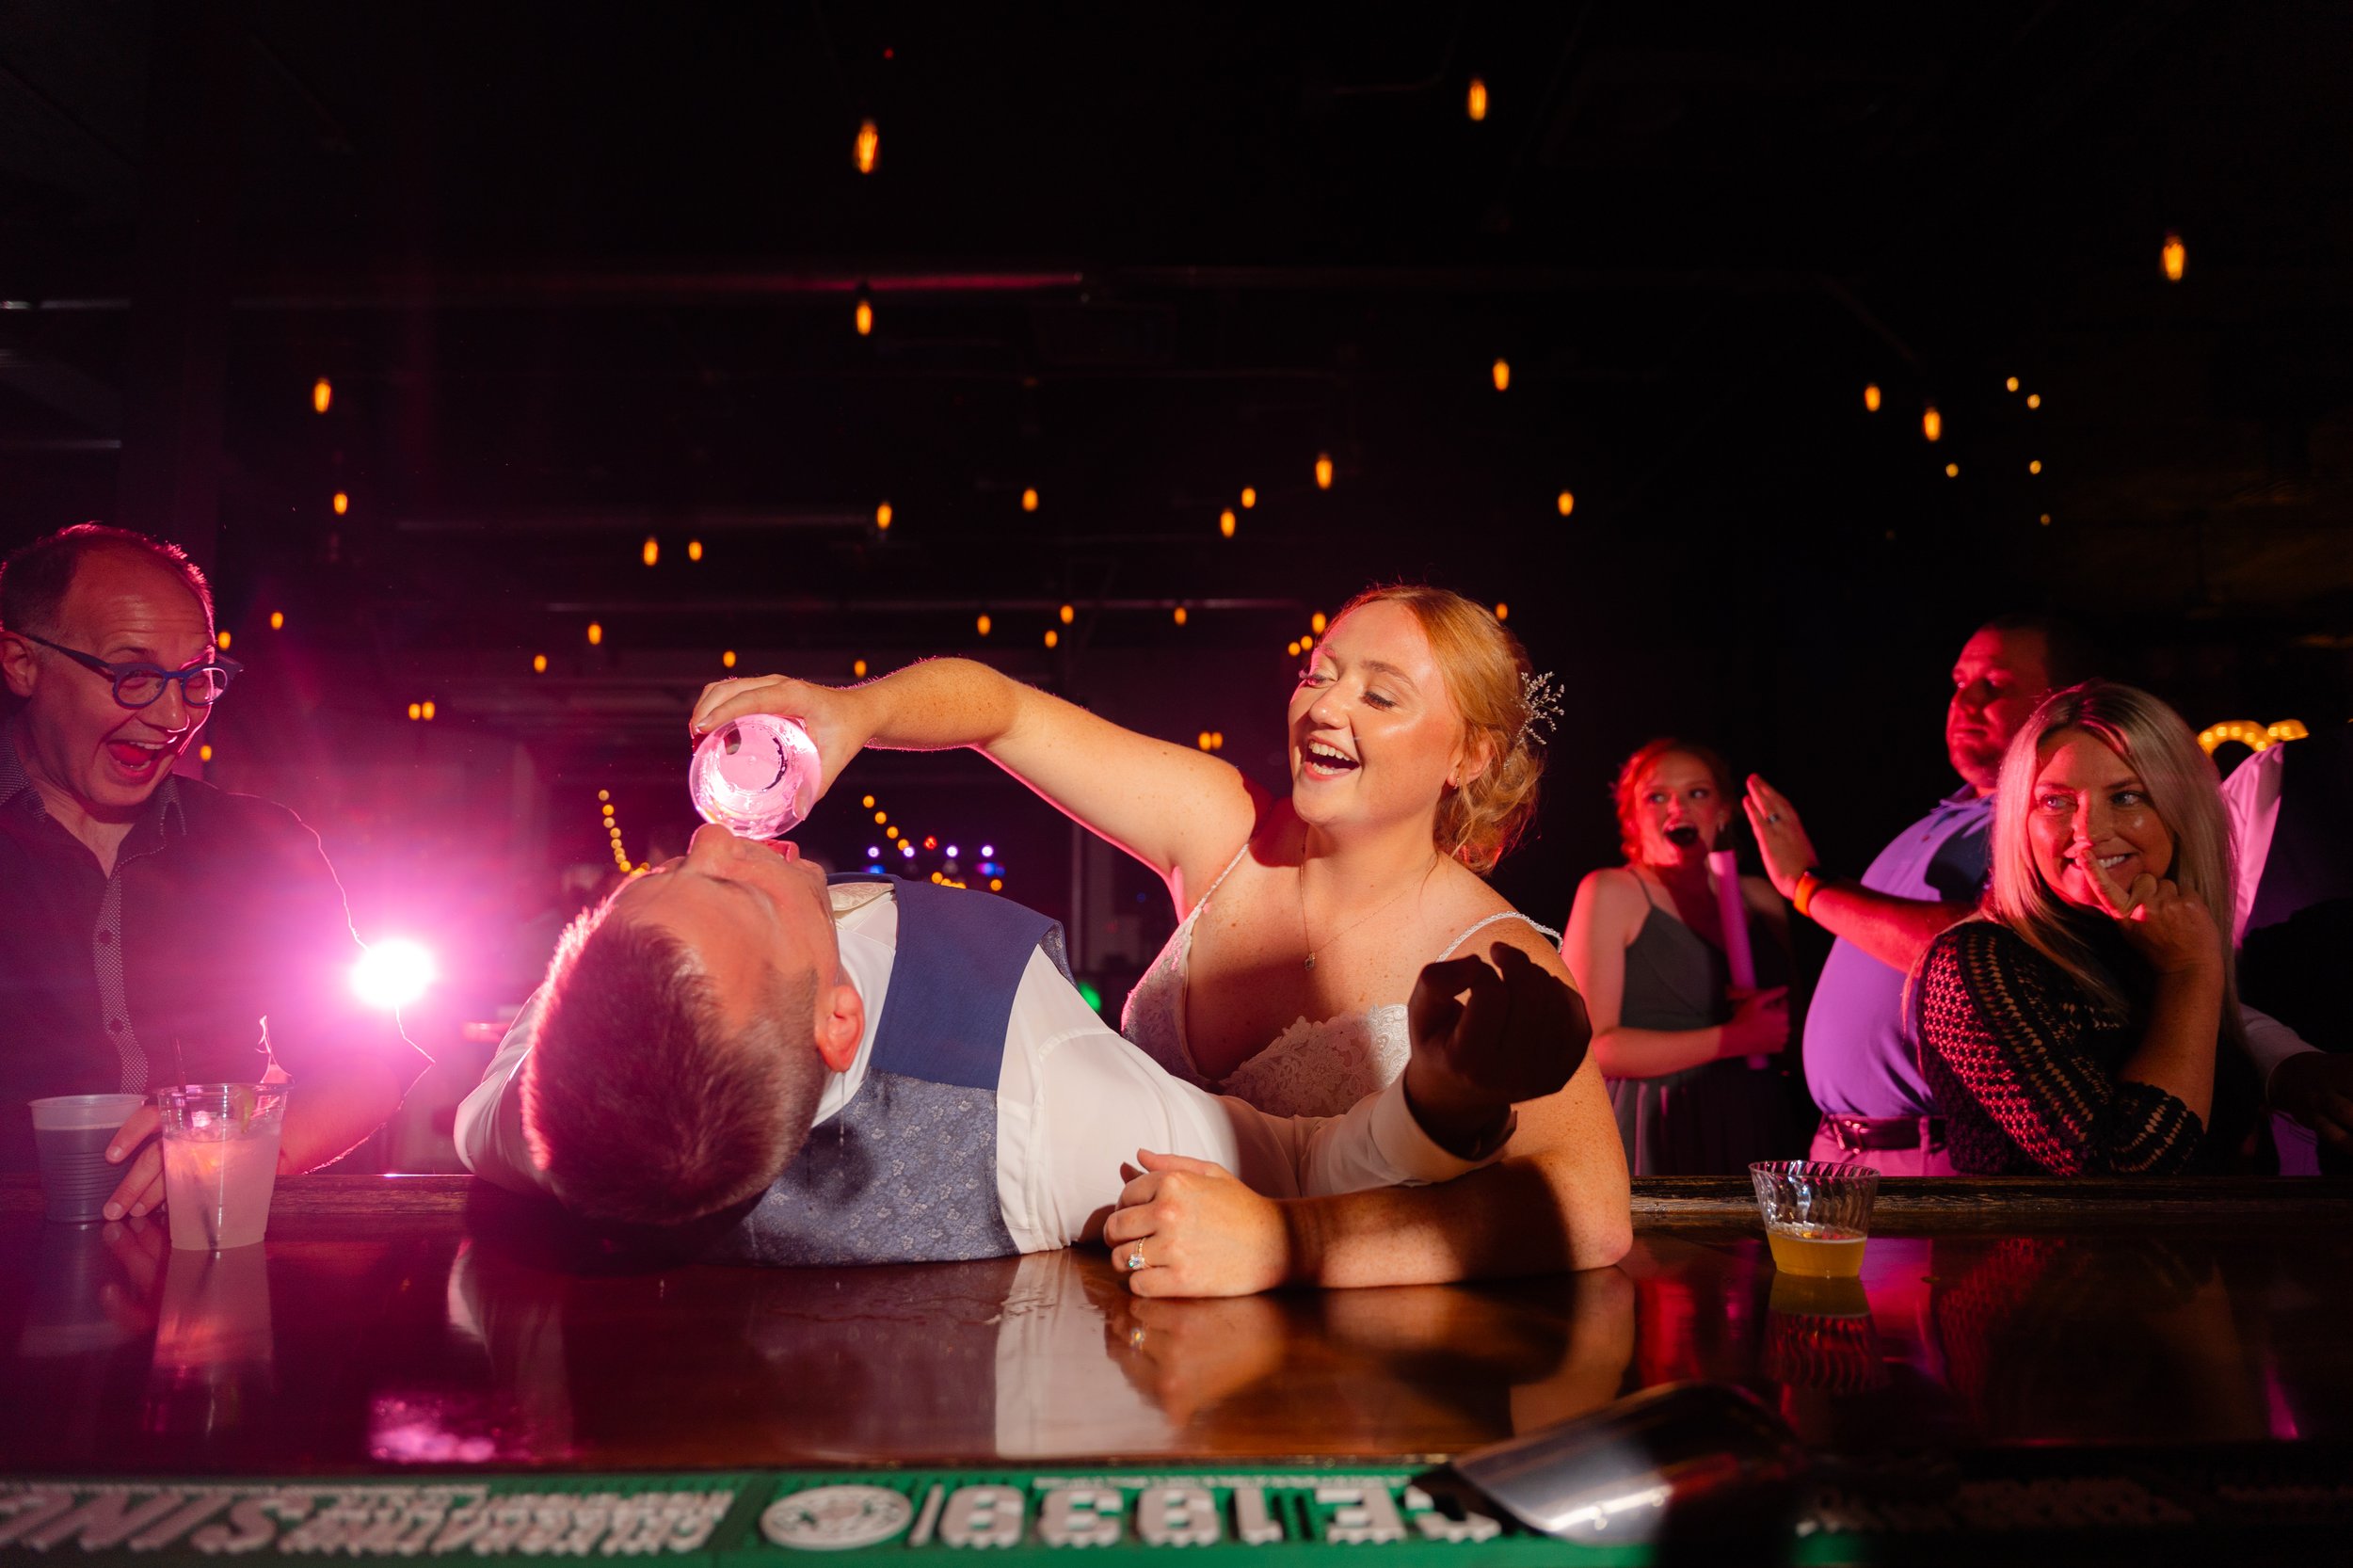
xmin=1793 ymin=868 xmax=1826 ymax=920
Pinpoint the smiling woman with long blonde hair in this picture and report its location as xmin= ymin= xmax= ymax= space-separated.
xmin=1915 ymin=681 xmax=2258 ymax=1175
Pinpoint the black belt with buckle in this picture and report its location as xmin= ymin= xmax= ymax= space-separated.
xmin=1824 ymin=1114 xmax=1945 ymax=1152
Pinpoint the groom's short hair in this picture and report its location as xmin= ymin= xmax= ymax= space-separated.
xmin=522 ymin=904 xmax=823 ymax=1224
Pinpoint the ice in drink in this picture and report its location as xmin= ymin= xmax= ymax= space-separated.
xmin=1765 ymin=1224 xmax=1868 ymax=1278
xmin=154 ymin=1084 xmax=286 ymax=1251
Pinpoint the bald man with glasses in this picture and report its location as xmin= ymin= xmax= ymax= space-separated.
xmin=0 ymin=524 xmax=424 ymax=1219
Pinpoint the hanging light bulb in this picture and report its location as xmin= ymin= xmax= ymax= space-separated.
xmin=1058 ymin=603 xmax=1074 ymax=625
xmin=1556 ymin=489 xmax=1575 ymax=517
xmin=407 ymin=703 xmax=421 ymax=721
xmin=1945 ymin=462 xmax=1961 ymax=478
xmin=853 ymin=658 xmax=868 ymax=678
xmin=722 ymin=649 xmax=737 ymax=668
xmin=269 ymin=611 xmax=285 ymax=631
xmin=687 ymin=539 xmax=703 ymax=562
xmin=2006 ymin=376 xmax=2021 ymax=393
xmin=1240 ymin=487 xmax=1257 ymax=509
xmin=1288 ymin=640 xmax=1302 ymax=657
xmin=2025 ymin=392 xmax=2041 ymax=409
xmin=586 ymin=622 xmax=602 ymax=646
xmin=855 ymin=118 xmax=879 ymax=174
xmin=1491 ymin=358 xmax=1511 ymax=392
xmin=1300 ymin=633 xmax=1312 ymax=649
xmin=1021 ymin=487 xmax=1039 ymax=512
xmin=976 ymin=613 xmax=992 ymax=636
xmin=1219 ymin=508 xmax=1236 ymax=537
xmin=2028 ymin=459 xmax=2042 ymax=474
xmin=1864 ymin=383 xmax=1881 ymax=412
xmin=216 ymin=631 xmax=231 ymax=650
xmin=532 ymin=654 xmax=548 ymax=673
xmin=422 ymin=700 xmax=437 ymax=721
xmin=1310 ymin=612 xmax=1326 ymax=634
xmin=1922 ymin=405 xmax=1943 ymax=443
xmin=2162 ymin=231 xmax=2185 ymax=282
xmin=312 ymin=377 xmax=332 ymax=414
xmin=855 ymin=296 xmax=873 ymax=336
xmin=642 ymin=536 xmax=659 ymax=567
xmin=1467 ymin=76 xmax=1489 ymax=121
xmin=875 ymin=501 xmax=892 ymax=531
xmin=1173 ymin=606 xmax=1188 ymax=626
xmin=199 ymin=744 xmax=213 ymax=762
xmin=1044 ymin=629 xmax=1058 ymax=648
xmin=1493 ymin=603 xmax=1509 ymax=622
xmin=332 ymin=491 xmax=349 ymax=515
xmin=1314 ymin=453 xmax=1334 ymax=489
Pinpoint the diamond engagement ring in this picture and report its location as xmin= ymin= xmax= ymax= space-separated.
xmin=1767 ymin=813 xmax=1783 ymax=824
xmin=1125 ymin=1246 xmax=1147 ymax=1272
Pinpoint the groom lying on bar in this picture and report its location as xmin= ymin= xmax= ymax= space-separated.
xmin=456 ymin=825 xmax=1631 ymax=1296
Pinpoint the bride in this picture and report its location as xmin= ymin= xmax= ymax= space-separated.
xmin=691 ymin=584 xmax=1628 ymax=1291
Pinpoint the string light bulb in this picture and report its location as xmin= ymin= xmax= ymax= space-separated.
xmin=1219 ymin=508 xmax=1236 ymax=537
xmin=854 ymin=659 xmax=868 ymax=678
xmin=2162 ymin=232 xmax=2185 ymax=282
xmin=269 ymin=611 xmax=284 ymax=631
xmin=1288 ymin=640 xmax=1302 ymax=657
xmin=1467 ymin=77 xmax=1488 ymax=120
xmin=1044 ymin=629 xmax=1058 ymax=648
xmin=1493 ymin=603 xmax=1509 ymax=622
xmin=855 ymin=296 xmax=873 ymax=336
xmin=312 ymin=377 xmax=332 ymax=414
xmin=722 ymin=649 xmax=737 ymax=668
xmin=407 ymin=703 xmax=421 ymax=721
xmin=586 ymin=622 xmax=602 ymax=646
xmin=2028 ymin=459 xmax=2042 ymax=475
xmin=2006 ymin=376 xmax=2020 ymax=393
xmin=1173 ymin=606 xmax=1188 ymax=627
xmin=1556 ymin=490 xmax=1575 ymax=516
xmin=532 ymin=654 xmax=547 ymax=673
xmin=1021 ymin=487 xmax=1039 ymax=512
xmin=976 ymin=613 xmax=992 ymax=636
xmin=422 ymin=700 xmax=435 ymax=721
xmin=1240 ymin=487 xmax=1257 ymax=509
xmin=1314 ymin=453 xmax=1334 ymax=489
xmin=2025 ymin=393 xmax=2041 ymax=410
xmin=855 ymin=119 xmax=879 ymax=174
xmin=1922 ymin=405 xmax=1943 ymax=443
xmin=332 ymin=491 xmax=349 ymax=515
xmin=216 ymin=631 xmax=231 ymax=650
xmin=1491 ymin=358 xmax=1511 ymax=392
xmin=687 ymin=539 xmax=703 ymax=561
xmin=875 ymin=501 xmax=892 ymax=531
xmin=1058 ymin=603 xmax=1074 ymax=625
xmin=642 ymin=536 xmax=659 ymax=567
xmin=199 ymin=744 xmax=212 ymax=762
xmin=1310 ymin=612 xmax=1326 ymax=634
xmin=1864 ymin=383 xmax=1881 ymax=412
xmin=1945 ymin=461 xmax=1961 ymax=478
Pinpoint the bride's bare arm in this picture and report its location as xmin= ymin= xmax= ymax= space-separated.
xmin=692 ymin=657 xmax=1257 ymax=910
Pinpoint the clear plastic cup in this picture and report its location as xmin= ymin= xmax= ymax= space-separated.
xmin=154 ymin=1084 xmax=287 ymax=1251
xmin=1749 ymin=1160 xmax=1878 ymax=1278
xmin=28 ymin=1094 xmax=148 ymax=1224
xmin=690 ymin=713 xmax=820 ymax=838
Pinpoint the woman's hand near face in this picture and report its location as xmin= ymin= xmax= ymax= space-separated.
xmin=689 ymin=675 xmax=875 ymax=804
xmin=2081 ymin=853 xmax=2222 ymax=979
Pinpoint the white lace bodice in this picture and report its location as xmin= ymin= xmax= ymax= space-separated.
xmin=1120 ymin=850 xmax=1557 ymax=1118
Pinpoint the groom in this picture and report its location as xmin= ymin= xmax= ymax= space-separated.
xmin=456 ymin=824 xmax=1591 ymax=1287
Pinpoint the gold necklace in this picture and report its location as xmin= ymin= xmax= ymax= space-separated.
xmin=1298 ymin=855 xmax=1437 ymax=970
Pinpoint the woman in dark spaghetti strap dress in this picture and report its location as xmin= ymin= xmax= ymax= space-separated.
xmin=1562 ymin=739 xmax=1798 ymax=1175
xmin=1915 ymin=681 xmax=2259 ymax=1175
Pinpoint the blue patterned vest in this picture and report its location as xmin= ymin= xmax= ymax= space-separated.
xmin=708 ymin=874 xmax=1073 ymax=1266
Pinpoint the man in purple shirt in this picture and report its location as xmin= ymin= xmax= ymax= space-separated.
xmin=1740 ymin=617 xmax=2077 ymax=1174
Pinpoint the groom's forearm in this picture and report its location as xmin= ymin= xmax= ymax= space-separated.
xmin=1277 ymin=1078 xmax=1632 ymax=1288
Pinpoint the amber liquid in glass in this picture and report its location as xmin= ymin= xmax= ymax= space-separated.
xmin=1767 ymin=1224 xmax=1867 ymax=1278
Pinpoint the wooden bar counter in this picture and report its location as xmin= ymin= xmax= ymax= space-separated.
xmin=3 ymin=1174 xmax=2349 ymax=1562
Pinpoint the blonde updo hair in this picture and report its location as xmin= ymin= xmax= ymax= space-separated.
xmin=1330 ymin=584 xmax=1543 ymax=877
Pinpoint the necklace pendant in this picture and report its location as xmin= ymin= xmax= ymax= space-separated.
xmin=1303 ymin=952 xmax=1316 ymax=970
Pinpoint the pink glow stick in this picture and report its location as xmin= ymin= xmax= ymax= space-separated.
xmin=1710 ymin=847 xmax=1766 ymax=1068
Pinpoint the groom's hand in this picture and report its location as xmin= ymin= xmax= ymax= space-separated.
xmin=1403 ymin=944 xmax=1591 ymax=1160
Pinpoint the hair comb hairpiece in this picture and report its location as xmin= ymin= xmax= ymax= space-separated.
xmin=1516 ymin=670 xmax=1563 ymax=753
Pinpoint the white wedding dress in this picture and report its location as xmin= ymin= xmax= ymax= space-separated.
xmin=1120 ymin=848 xmax=1556 ymax=1117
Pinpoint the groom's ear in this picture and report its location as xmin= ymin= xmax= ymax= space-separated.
xmin=811 ymin=978 xmax=865 ymax=1072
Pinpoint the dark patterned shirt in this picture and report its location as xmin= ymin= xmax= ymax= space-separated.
xmin=1917 ymin=921 xmax=2210 ymax=1176
xmin=0 ymin=731 xmax=425 ymax=1169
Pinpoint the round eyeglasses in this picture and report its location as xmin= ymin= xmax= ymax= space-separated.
xmin=16 ymin=632 xmax=241 ymax=709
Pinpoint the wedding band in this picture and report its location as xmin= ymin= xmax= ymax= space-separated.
xmin=1125 ymin=1246 xmax=1147 ymax=1272
xmin=1767 ymin=813 xmax=1782 ymax=824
